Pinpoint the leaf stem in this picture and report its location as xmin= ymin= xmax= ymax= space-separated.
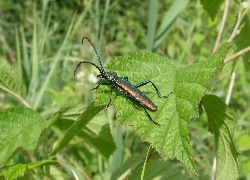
xmin=0 ymin=86 xmax=31 ymax=108
xmin=228 ymin=6 xmax=249 ymax=42
xmin=211 ymin=158 xmax=216 ymax=180
xmin=226 ymin=72 xmax=236 ymax=105
xmin=224 ymin=46 xmax=250 ymax=63
xmin=141 ymin=144 xmax=152 ymax=180
xmin=212 ymin=0 xmax=231 ymax=179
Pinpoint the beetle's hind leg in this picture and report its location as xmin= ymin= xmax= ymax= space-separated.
xmin=135 ymin=80 xmax=173 ymax=98
xmin=140 ymin=103 xmax=160 ymax=126
xmin=127 ymin=95 xmax=160 ymax=126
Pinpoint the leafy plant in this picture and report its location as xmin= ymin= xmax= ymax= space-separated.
xmin=0 ymin=56 xmax=115 ymax=179
xmin=0 ymin=0 xmax=249 ymax=179
xmin=0 ymin=42 xmax=240 ymax=179
xmin=94 ymin=42 xmax=239 ymax=176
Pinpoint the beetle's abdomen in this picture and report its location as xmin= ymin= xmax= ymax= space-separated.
xmin=114 ymin=78 xmax=157 ymax=110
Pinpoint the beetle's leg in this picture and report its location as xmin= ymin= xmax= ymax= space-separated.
xmin=140 ymin=103 xmax=160 ymax=126
xmin=90 ymin=82 xmax=110 ymax=91
xmin=90 ymin=82 xmax=114 ymax=109
xmin=127 ymin=95 xmax=160 ymax=126
xmin=124 ymin=76 xmax=128 ymax=80
xmin=106 ymin=88 xmax=113 ymax=109
xmin=135 ymin=80 xmax=173 ymax=98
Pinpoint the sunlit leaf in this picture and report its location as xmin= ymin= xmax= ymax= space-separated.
xmin=201 ymin=95 xmax=240 ymax=180
xmin=95 ymin=43 xmax=233 ymax=174
xmin=0 ymin=57 xmax=26 ymax=97
xmin=200 ymin=0 xmax=224 ymax=21
xmin=0 ymin=107 xmax=56 ymax=167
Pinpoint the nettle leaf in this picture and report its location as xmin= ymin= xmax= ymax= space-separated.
xmin=0 ymin=57 xmax=26 ymax=97
xmin=201 ymin=95 xmax=240 ymax=180
xmin=55 ymin=102 xmax=116 ymax=160
xmin=1 ymin=163 xmax=27 ymax=180
xmin=52 ymin=103 xmax=116 ymax=160
xmin=0 ymin=107 xmax=56 ymax=167
xmin=50 ymin=102 xmax=112 ymax=157
xmin=2 ymin=160 xmax=84 ymax=180
xmin=95 ymin=43 xmax=232 ymax=174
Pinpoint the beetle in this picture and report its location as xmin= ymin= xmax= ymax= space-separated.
xmin=74 ymin=37 xmax=173 ymax=126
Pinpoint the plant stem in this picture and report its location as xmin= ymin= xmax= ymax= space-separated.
xmin=211 ymin=1 xmax=231 ymax=179
xmin=226 ymin=72 xmax=236 ymax=105
xmin=0 ymin=86 xmax=31 ymax=108
xmin=228 ymin=7 xmax=249 ymax=42
xmin=224 ymin=46 xmax=250 ymax=63
xmin=212 ymin=0 xmax=230 ymax=54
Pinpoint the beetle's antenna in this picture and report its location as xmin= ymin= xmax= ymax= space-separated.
xmin=82 ymin=37 xmax=105 ymax=71
xmin=74 ymin=61 xmax=102 ymax=76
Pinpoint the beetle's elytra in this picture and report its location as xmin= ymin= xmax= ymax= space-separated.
xmin=74 ymin=37 xmax=173 ymax=126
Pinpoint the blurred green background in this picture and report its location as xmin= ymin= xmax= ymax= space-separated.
xmin=0 ymin=0 xmax=250 ymax=179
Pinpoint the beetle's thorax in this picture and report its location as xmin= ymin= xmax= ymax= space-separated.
xmin=102 ymin=72 xmax=118 ymax=82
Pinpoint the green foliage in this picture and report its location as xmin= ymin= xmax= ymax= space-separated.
xmin=0 ymin=103 xmax=116 ymax=179
xmin=95 ymin=43 xmax=233 ymax=174
xmin=110 ymin=155 xmax=143 ymax=179
xmin=1 ymin=160 xmax=85 ymax=180
xmin=200 ymin=0 xmax=224 ymax=20
xmin=0 ymin=107 xmax=56 ymax=167
xmin=130 ymin=160 xmax=193 ymax=180
xmin=147 ymin=0 xmax=158 ymax=51
xmin=201 ymin=95 xmax=240 ymax=180
xmin=51 ymin=102 xmax=116 ymax=160
xmin=0 ymin=0 xmax=249 ymax=179
xmin=0 ymin=57 xmax=26 ymax=98
xmin=235 ymin=15 xmax=250 ymax=62
xmin=154 ymin=0 xmax=190 ymax=49
xmin=1 ymin=164 xmax=27 ymax=180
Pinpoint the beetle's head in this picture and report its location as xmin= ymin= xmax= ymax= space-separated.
xmin=101 ymin=72 xmax=117 ymax=81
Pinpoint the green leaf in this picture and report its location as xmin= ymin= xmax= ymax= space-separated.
xmin=200 ymin=0 xmax=224 ymax=21
xmin=154 ymin=0 xmax=189 ymax=49
xmin=57 ymin=161 xmax=85 ymax=180
xmin=56 ymin=104 xmax=86 ymax=122
xmin=130 ymin=159 xmax=193 ymax=180
xmin=110 ymin=155 xmax=142 ymax=180
xmin=1 ymin=164 xmax=27 ymax=180
xmin=53 ymin=104 xmax=115 ymax=159
xmin=28 ymin=160 xmax=85 ymax=180
xmin=95 ymin=43 xmax=233 ymax=174
xmin=78 ymin=113 xmax=116 ymax=160
xmin=147 ymin=0 xmax=158 ymax=51
xmin=0 ymin=107 xmax=56 ymax=167
xmin=2 ymin=160 xmax=84 ymax=180
xmin=235 ymin=15 xmax=250 ymax=63
xmin=0 ymin=57 xmax=26 ymax=97
xmin=201 ymin=95 xmax=240 ymax=180
xmin=50 ymin=102 xmax=109 ymax=156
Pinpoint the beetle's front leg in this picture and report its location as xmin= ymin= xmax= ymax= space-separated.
xmin=106 ymin=87 xmax=113 ymax=109
xmin=90 ymin=82 xmax=110 ymax=91
xmin=90 ymin=82 xmax=114 ymax=109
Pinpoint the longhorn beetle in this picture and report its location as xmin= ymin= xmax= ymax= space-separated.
xmin=74 ymin=37 xmax=173 ymax=126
